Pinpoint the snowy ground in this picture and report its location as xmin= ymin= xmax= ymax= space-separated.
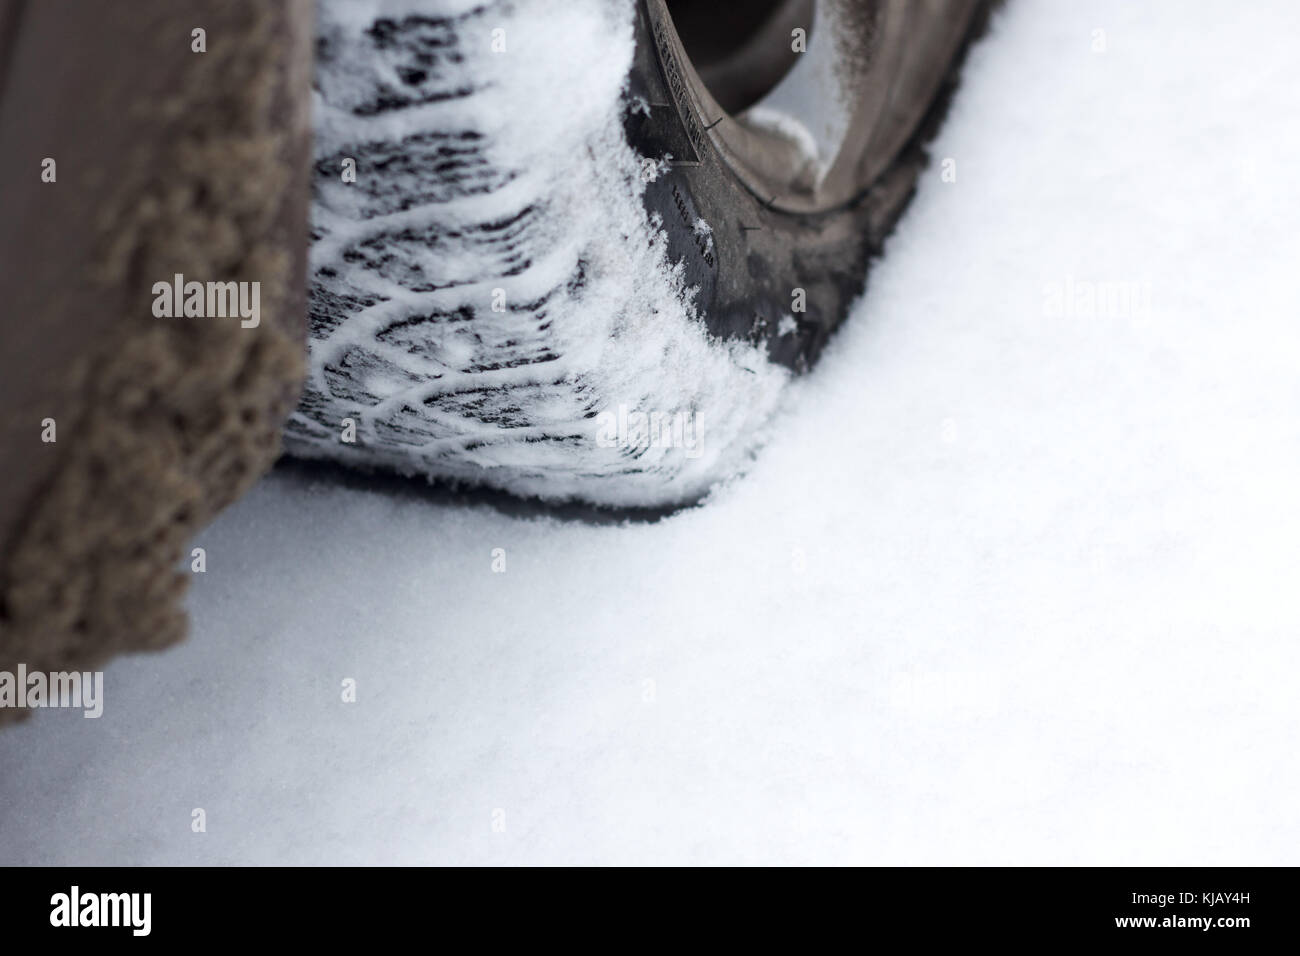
xmin=3 ymin=0 xmax=1299 ymax=865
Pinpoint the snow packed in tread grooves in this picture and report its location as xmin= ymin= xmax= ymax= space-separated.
xmin=288 ymin=0 xmax=789 ymax=506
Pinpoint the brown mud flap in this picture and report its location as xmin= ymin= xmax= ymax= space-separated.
xmin=0 ymin=1 xmax=313 ymax=724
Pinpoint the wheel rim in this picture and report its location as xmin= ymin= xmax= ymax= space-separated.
xmin=650 ymin=0 xmax=980 ymax=214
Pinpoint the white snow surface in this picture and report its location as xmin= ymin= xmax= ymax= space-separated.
xmin=3 ymin=0 xmax=1299 ymax=865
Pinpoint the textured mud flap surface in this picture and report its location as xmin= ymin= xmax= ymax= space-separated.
xmin=0 ymin=1 xmax=312 ymax=722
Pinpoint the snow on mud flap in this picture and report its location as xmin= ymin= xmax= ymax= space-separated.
xmin=287 ymin=0 xmax=990 ymax=507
